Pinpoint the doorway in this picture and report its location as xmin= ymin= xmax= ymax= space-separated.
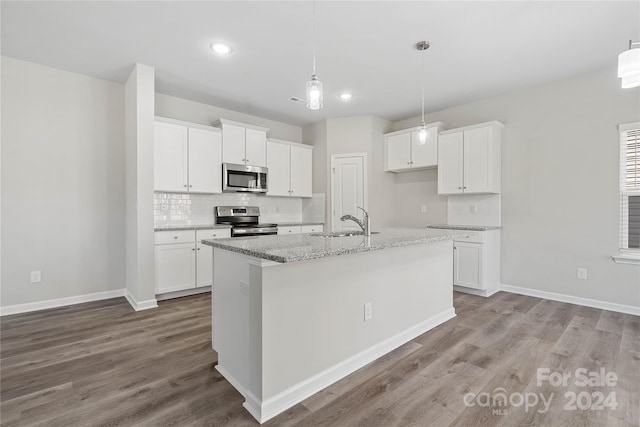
xmin=330 ymin=153 xmax=368 ymax=231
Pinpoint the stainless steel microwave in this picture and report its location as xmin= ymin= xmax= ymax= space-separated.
xmin=222 ymin=163 xmax=268 ymax=193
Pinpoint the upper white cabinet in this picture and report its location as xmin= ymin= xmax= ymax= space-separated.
xmin=437 ymin=121 xmax=504 ymax=195
xmin=214 ymin=119 xmax=269 ymax=167
xmin=154 ymin=119 xmax=222 ymax=194
xmin=267 ymin=139 xmax=313 ymax=197
xmin=384 ymin=122 xmax=445 ymax=172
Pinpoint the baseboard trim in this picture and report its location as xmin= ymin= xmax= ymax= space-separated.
xmin=124 ymin=289 xmax=158 ymax=311
xmin=453 ymin=285 xmax=500 ymax=298
xmin=156 ymin=286 xmax=211 ymax=301
xmin=241 ymin=307 xmax=456 ymax=423
xmin=0 ymin=289 xmax=126 ymax=316
xmin=501 ymin=284 xmax=640 ymax=316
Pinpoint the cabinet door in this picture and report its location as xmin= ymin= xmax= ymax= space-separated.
xmin=188 ymin=128 xmax=222 ymax=194
xmin=453 ymin=242 xmax=483 ymax=289
xmin=221 ymin=123 xmax=246 ymax=164
xmin=154 ymin=243 xmax=195 ymax=294
xmin=463 ymin=127 xmax=492 ymax=194
xmin=266 ymin=141 xmax=291 ymax=196
xmin=154 ymin=122 xmax=188 ymax=192
xmin=437 ymin=132 xmax=464 ymax=194
xmin=196 ymin=242 xmax=212 ymax=288
xmin=245 ymin=128 xmax=267 ymax=167
xmin=290 ymin=146 xmax=312 ymax=197
xmin=385 ymin=132 xmax=411 ymax=171
xmin=411 ymin=128 xmax=438 ymax=168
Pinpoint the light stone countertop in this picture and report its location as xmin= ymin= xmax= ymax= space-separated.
xmin=427 ymin=224 xmax=502 ymax=231
xmin=154 ymin=224 xmax=232 ymax=232
xmin=202 ymin=227 xmax=475 ymax=263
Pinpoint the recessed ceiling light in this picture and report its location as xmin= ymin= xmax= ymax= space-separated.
xmin=210 ymin=43 xmax=232 ymax=55
xmin=339 ymin=93 xmax=353 ymax=101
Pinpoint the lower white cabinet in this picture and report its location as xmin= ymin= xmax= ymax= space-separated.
xmin=154 ymin=228 xmax=231 ymax=295
xmin=301 ymin=224 xmax=323 ymax=233
xmin=277 ymin=224 xmax=324 ymax=235
xmin=277 ymin=226 xmax=301 ymax=235
xmin=453 ymin=229 xmax=501 ymax=297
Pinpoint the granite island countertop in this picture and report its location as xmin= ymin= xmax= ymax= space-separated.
xmin=202 ymin=227 xmax=474 ymax=263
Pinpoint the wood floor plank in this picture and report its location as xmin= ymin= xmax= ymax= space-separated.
xmin=1 ymin=291 xmax=634 ymax=426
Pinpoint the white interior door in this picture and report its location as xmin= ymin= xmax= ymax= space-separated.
xmin=331 ymin=154 xmax=366 ymax=231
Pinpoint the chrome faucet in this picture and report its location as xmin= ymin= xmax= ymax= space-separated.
xmin=340 ymin=207 xmax=371 ymax=236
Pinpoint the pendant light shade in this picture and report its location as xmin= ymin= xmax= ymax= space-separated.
xmin=418 ymin=127 xmax=428 ymax=144
xmin=306 ymin=74 xmax=323 ymax=110
xmin=618 ymin=40 xmax=640 ymax=89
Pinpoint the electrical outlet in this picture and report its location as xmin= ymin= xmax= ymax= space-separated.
xmin=577 ymin=268 xmax=588 ymax=280
xmin=420 ymin=204 xmax=427 ymax=213
xmin=30 ymin=270 xmax=42 ymax=283
xmin=470 ymin=204 xmax=479 ymax=214
xmin=364 ymin=302 xmax=372 ymax=321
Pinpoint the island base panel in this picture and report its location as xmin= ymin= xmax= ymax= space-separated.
xmin=213 ymin=240 xmax=455 ymax=423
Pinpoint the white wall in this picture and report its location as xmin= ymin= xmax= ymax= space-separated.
xmin=155 ymin=94 xmax=302 ymax=142
xmin=395 ymin=67 xmax=640 ymax=308
xmin=1 ymin=56 xmax=125 ymax=307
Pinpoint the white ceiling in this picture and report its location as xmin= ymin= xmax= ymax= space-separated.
xmin=2 ymin=1 xmax=638 ymax=127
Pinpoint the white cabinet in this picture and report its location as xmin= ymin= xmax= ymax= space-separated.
xmin=384 ymin=122 xmax=444 ymax=172
xmin=215 ymin=119 xmax=269 ymax=167
xmin=278 ymin=225 xmax=323 ymax=234
xmin=438 ymin=121 xmax=504 ymax=195
xmin=277 ymin=226 xmax=302 ymax=235
xmin=267 ymin=139 xmax=313 ymax=197
xmin=452 ymin=229 xmax=501 ymax=297
xmin=301 ymin=224 xmax=324 ymax=233
xmin=154 ymin=228 xmax=231 ymax=295
xmin=154 ymin=119 xmax=222 ymax=194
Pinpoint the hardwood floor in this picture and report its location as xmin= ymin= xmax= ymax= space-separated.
xmin=1 ymin=291 xmax=638 ymax=426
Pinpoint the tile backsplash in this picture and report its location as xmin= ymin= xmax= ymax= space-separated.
xmin=154 ymin=192 xmax=324 ymax=227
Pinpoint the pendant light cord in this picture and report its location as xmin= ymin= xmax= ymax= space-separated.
xmin=421 ymin=47 xmax=425 ymax=124
xmin=312 ymin=0 xmax=317 ymax=75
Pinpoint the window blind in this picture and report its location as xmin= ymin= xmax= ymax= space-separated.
xmin=620 ymin=123 xmax=640 ymax=250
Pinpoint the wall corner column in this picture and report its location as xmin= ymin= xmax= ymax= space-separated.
xmin=124 ymin=63 xmax=157 ymax=311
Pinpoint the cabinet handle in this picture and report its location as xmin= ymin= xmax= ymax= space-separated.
xmin=189 ymin=185 xmax=193 ymax=188
xmin=192 ymin=248 xmax=195 ymax=251
xmin=458 ymin=187 xmax=462 ymax=189
xmin=407 ymin=162 xmax=411 ymax=165
xmin=197 ymin=248 xmax=201 ymax=251
xmin=183 ymin=185 xmax=188 ymax=188
xmin=453 ymin=246 xmax=457 ymax=250
xmin=174 ymin=236 xmax=178 ymax=239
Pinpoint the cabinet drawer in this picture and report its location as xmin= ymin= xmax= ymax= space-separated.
xmin=278 ymin=226 xmax=302 ymax=235
xmin=196 ymin=228 xmax=231 ymax=241
xmin=453 ymin=232 xmax=484 ymax=244
xmin=301 ymin=225 xmax=324 ymax=233
xmin=154 ymin=230 xmax=195 ymax=245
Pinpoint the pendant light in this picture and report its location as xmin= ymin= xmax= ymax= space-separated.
xmin=619 ymin=40 xmax=640 ymax=89
xmin=416 ymin=41 xmax=430 ymax=145
xmin=306 ymin=0 xmax=323 ymax=110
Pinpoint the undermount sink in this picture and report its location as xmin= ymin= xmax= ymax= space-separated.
xmin=310 ymin=231 xmax=380 ymax=238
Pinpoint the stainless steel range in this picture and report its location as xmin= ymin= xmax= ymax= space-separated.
xmin=215 ymin=206 xmax=278 ymax=237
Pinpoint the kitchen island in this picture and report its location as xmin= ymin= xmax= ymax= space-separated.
xmin=202 ymin=227 xmax=471 ymax=423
